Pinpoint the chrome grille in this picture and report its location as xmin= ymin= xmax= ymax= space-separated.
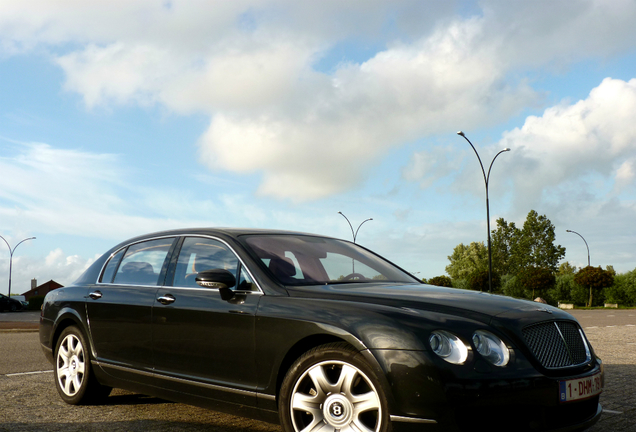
xmin=522 ymin=321 xmax=590 ymax=369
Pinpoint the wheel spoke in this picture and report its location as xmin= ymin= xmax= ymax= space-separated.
xmin=308 ymin=365 xmax=336 ymax=395
xmin=352 ymin=390 xmax=380 ymax=415
xmin=336 ymin=364 xmax=358 ymax=394
xmin=351 ymin=418 xmax=375 ymax=432
xmin=292 ymin=392 xmax=322 ymax=414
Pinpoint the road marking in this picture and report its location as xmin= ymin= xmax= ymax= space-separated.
xmin=606 ymin=325 xmax=617 ymax=328
xmin=603 ymin=409 xmax=624 ymax=415
xmin=5 ymin=370 xmax=53 ymax=377
xmin=585 ymin=326 xmax=599 ymax=329
xmin=626 ymin=324 xmax=635 ymax=327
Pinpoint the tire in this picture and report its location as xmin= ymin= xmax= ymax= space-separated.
xmin=10 ymin=303 xmax=17 ymax=312
xmin=53 ymin=326 xmax=111 ymax=405
xmin=279 ymin=343 xmax=391 ymax=432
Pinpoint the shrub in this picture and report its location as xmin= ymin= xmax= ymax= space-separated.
xmin=28 ymin=296 xmax=45 ymax=311
xmin=502 ymin=275 xmax=527 ymax=299
xmin=466 ymin=269 xmax=501 ymax=292
xmin=427 ymin=275 xmax=453 ymax=287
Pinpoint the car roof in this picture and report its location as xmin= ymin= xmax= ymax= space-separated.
xmin=116 ymin=227 xmax=340 ymax=247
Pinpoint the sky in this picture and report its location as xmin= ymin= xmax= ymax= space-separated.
xmin=1 ymin=0 xmax=636 ymax=295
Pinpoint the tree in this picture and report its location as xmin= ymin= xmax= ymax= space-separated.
xmin=558 ymin=262 xmax=577 ymax=276
xmin=517 ymin=210 xmax=565 ymax=272
xmin=445 ymin=242 xmax=487 ymax=280
xmin=517 ymin=266 xmax=556 ymax=299
xmin=491 ymin=210 xmax=565 ymax=275
xmin=574 ymin=266 xmax=614 ymax=307
xmin=427 ymin=275 xmax=453 ymax=287
xmin=467 ymin=268 xmax=501 ymax=292
xmin=491 ymin=218 xmax=520 ymax=276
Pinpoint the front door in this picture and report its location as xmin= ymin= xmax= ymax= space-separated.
xmin=152 ymin=236 xmax=260 ymax=405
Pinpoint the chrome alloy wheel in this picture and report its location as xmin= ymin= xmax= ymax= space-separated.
xmin=290 ymin=360 xmax=382 ymax=432
xmin=56 ymin=333 xmax=86 ymax=397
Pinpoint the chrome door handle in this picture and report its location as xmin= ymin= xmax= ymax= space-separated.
xmin=157 ymin=294 xmax=175 ymax=305
xmin=89 ymin=291 xmax=102 ymax=300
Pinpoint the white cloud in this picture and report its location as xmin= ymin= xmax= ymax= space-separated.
xmin=498 ymin=77 xmax=636 ymax=211
xmin=11 ymin=0 xmax=636 ymax=200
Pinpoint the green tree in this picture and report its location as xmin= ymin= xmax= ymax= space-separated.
xmin=517 ymin=266 xmax=556 ymax=299
xmin=466 ymin=268 xmax=501 ymax=292
xmin=558 ymin=262 xmax=577 ymax=276
xmin=445 ymin=242 xmax=487 ymax=280
xmin=491 ymin=218 xmax=520 ymax=275
xmin=491 ymin=210 xmax=565 ymax=275
xmin=574 ymin=266 xmax=614 ymax=307
xmin=427 ymin=275 xmax=453 ymax=287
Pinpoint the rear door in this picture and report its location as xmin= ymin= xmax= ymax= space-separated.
xmin=86 ymin=237 xmax=176 ymax=381
xmin=152 ymin=236 xmax=261 ymax=405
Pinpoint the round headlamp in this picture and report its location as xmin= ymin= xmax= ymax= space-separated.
xmin=472 ymin=330 xmax=510 ymax=367
xmin=429 ymin=330 xmax=468 ymax=365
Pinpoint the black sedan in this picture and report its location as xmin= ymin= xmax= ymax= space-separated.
xmin=0 ymin=293 xmax=25 ymax=312
xmin=40 ymin=228 xmax=603 ymax=432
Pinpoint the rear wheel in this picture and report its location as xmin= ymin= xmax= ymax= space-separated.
xmin=279 ymin=343 xmax=391 ymax=432
xmin=54 ymin=326 xmax=111 ymax=405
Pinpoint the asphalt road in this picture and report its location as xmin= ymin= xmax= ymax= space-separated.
xmin=0 ymin=309 xmax=634 ymax=431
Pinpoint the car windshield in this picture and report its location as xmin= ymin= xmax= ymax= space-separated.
xmin=243 ymin=234 xmax=418 ymax=286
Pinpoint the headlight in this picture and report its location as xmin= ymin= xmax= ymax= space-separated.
xmin=429 ymin=330 xmax=468 ymax=365
xmin=472 ymin=330 xmax=510 ymax=367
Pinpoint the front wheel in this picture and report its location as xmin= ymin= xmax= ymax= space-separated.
xmin=54 ymin=326 xmax=111 ymax=405
xmin=279 ymin=343 xmax=391 ymax=432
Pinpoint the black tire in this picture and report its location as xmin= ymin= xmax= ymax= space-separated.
xmin=279 ymin=342 xmax=391 ymax=432
xmin=53 ymin=326 xmax=111 ymax=405
xmin=10 ymin=303 xmax=17 ymax=312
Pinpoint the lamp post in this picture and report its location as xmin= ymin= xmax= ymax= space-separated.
xmin=338 ymin=212 xmax=373 ymax=274
xmin=457 ymin=131 xmax=510 ymax=293
xmin=566 ymin=230 xmax=590 ymax=267
xmin=337 ymin=212 xmax=373 ymax=244
xmin=0 ymin=236 xmax=36 ymax=297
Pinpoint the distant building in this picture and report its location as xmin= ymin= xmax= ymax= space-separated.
xmin=21 ymin=279 xmax=63 ymax=301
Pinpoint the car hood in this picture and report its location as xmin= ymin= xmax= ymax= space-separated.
xmin=285 ymin=283 xmax=573 ymax=325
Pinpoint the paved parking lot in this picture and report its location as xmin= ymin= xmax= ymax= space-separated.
xmin=0 ymin=309 xmax=634 ymax=431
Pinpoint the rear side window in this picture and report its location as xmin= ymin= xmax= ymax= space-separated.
xmin=112 ymin=238 xmax=174 ymax=286
xmin=99 ymin=249 xmax=125 ymax=283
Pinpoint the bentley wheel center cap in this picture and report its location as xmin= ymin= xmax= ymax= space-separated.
xmin=323 ymin=395 xmax=353 ymax=427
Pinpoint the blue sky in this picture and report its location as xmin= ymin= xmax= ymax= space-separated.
xmin=1 ymin=0 xmax=636 ymax=295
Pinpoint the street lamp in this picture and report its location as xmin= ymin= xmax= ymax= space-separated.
xmin=338 ymin=212 xmax=373 ymax=244
xmin=0 ymin=235 xmax=36 ymax=297
xmin=457 ymin=131 xmax=510 ymax=293
xmin=338 ymin=212 xmax=373 ymax=274
xmin=566 ymin=230 xmax=590 ymax=267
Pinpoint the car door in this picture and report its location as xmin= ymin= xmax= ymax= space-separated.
xmin=86 ymin=236 xmax=177 ymax=382
xmin=152 ymin=236 xmax=261 ymax=405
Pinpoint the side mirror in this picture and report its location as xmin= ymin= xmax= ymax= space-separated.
xmin=195 ymin=269 xmax=236 ymax=290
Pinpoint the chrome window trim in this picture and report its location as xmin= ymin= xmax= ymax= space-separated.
xmin=96 ymin=234 xmax=177 ymax=285
xmin=96 ymin=234 xmax=264 ymax=294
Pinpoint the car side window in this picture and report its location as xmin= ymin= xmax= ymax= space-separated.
xmin=99 ymin=249 xmax=125 ymax=283
xmin=173 ymin=237 xmax=239 ymax=289
xmin=112 ymin=238 xmax=174 ymax=286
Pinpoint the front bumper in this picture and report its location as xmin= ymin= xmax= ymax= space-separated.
xmin=373 ymin=349 xmax=604 ymax=432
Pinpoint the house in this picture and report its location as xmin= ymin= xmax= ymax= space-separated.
xmin=21 ymin=279 xmax=63 ymax=302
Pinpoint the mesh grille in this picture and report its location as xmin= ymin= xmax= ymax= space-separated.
xmin=522 ymin=321 xmax=589 ymax=369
